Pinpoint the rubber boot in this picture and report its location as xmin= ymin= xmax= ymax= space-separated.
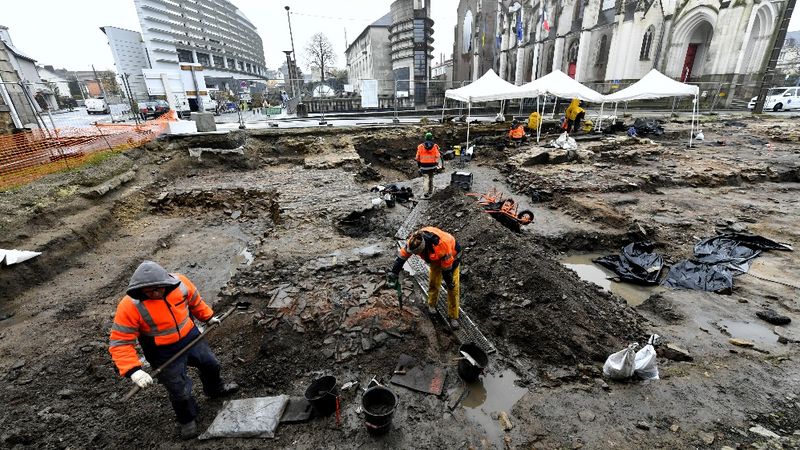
xmin=180 ymin=420 xmax=199 ymax=440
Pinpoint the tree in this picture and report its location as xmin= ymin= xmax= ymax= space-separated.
xmin=304 ymin=33 xmax=336 ymax=84
xmin=327 ymin=69 xmax=349 ymax=94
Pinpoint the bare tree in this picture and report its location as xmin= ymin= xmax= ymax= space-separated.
xmin=304 ymin=33 xmax=336 ymax=84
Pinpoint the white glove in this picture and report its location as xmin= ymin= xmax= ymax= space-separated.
xmin=131 ymin=369 xmax=154 ymax=389
xmin=207 ymin=316 xmax=221 ymax=326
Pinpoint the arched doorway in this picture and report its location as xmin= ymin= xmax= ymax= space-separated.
xmin=567 ymin=40 xmax=579 ymax=78
xmin=742 ymin=6 xmax=775 ymax=74
xmin=680 ymin=21 xmax=713 ymax=81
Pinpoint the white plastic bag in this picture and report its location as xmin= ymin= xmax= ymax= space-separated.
xmin=634 ymin=334 xmax=660 ymax=380
xmin=552 ymin=132 xmax=577 ymax=150
xmin=602 ymin=343 xmax=638 ymax=380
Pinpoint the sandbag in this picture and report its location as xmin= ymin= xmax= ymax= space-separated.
xmin=633 ymin=335 xmax=660 ymax=380
xmin=602 ymin=343 xmax=638 ymax=380
xmin=551 ymin=132 xmax=577 ymax=150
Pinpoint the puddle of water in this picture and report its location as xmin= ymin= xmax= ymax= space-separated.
xmin=718 ymin=319 xmax=778 ymax=344
xmin=560 ymin=253 xmax=660 ymax=306
xmin=462 ymin=369 xmax=527 ymax=448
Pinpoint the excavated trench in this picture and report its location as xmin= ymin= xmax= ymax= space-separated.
xmin=3 ymin=117 xmax=800 ymax=449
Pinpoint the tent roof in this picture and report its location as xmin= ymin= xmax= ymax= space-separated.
xmin=517 ymin=70 xmax=604 ymax=103
xmin=604 ymin=69 xmax=699 ymax=102
xmin=444 ymin=69 xmax=523 ymax=102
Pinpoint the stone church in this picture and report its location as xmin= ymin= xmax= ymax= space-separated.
xmin=452 ymin=0 xmax=783 ymax=98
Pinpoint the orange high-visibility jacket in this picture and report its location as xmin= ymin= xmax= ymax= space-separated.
xmin=399 ymin=226 xmax=458 ymax=270
xmin=415 ymin=143 xmax=441 ymax=167
xmin=509 ymin=126 xmax=525 ymax=139
xmin=109 ymin=274 xmax=213 ymax=376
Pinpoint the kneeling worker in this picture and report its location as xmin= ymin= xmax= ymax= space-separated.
xmin=389 ymin=227 xmax=462 ymax=329
xmin=508 ymin=120 xmax=526 ymax=146
xmin=109 ymin=260 xmax=238 ymax=439
xmin=415 ymin=132 xmax=442 ymax=198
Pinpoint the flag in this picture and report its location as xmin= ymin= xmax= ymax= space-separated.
xmin=542 ymin=7 xmax=551 ymax=33
xmin=516 ymin=12 xmax=523 ymax=41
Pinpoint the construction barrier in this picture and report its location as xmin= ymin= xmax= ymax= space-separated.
xmin=0 ymin=111 xmax=176 ymax=190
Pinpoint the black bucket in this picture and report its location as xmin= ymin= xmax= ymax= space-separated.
xmin=457 ymin=343 xmax=488 ymax=382
xmin=362 ymin=386 xmax=398 ymax=435
xmin=304 ymin=376 xmax=338 ymax=417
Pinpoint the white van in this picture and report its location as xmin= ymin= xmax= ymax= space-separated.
xmin=748 ymin=87 xmax=800 ymax=112
xmin=85 ymin=98 xmax=109 ymax=115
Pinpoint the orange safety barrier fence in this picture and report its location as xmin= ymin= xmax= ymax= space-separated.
xmin=0 ymin=111 xmax=177 ymax=190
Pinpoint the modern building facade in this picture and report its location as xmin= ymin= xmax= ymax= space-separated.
xmin=101 ymin=26 xmax=151 ymax=101
xmin=132 ymin=0 xmax=267 ymax=90
xmin=389 ymin=0 xmax=435 ymax=105
xmin=452 ymin=0 xmax=787 ymax=101
xmin=345 ymin=13 xmax=393 ymax=95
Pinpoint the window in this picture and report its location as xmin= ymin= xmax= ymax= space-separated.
xmin=545 ymin=46 xmax=555 ymax=72
xmin=595 ymin=35 xmax=608 ymax=66
xmin=177 ymin=49 xmax=194 ymax=62
xmin=567 ymin=40 xmax=579 ymax=63
xmin=601 ymin=0 xmax=615 ymax=10
xmin=196 ymin=52 xmax=210 ymax=66
xmin=574 ymin=0 xmax=584 ymax=21
xmin=414 ymin=50 xmax=427 ymax=77
xmin=213 ymin=55 xmax=224 ymax=67
xmin=462 ymin=10 xmax=473 ymax=53
xmin=246 ymin=63 xmax=251 ymax=73
xmin=639 ymin=26 xmax=654 ymax=60
xmin=414 ymin=19 xmax=426 ymax=43
xmin=238 ymin=61 xmax=244 ymax=71
xmin=227 ymin=57 xmax=235 ymax=68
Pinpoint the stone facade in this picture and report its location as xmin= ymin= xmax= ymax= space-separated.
xmin=452 ymin=0 xmax=786 ymax=98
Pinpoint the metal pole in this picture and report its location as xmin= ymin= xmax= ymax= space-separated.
xmin=393 ymin=79 xmax=400 ymax=123
xmin=754 ymin=0 xmax=796 ymax=113
xmin=0 ymin=77 xmax=23 ymax=128
xmin=19 ymin=81 xmax=51 ymax=137
xmin=466 ymin=101 xmax=471 ymax=149
xmin=285 ymin=6 xmax=300 ymax=100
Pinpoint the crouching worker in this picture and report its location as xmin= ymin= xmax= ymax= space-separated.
xmin=109 ymin=260 xmax=239 ymax=439
xmin=564 ymin=98 xmax=585 ymax=134
xmin=416 ymin=132 xmax=442 ymax=198
xmin=388 ymin=227 xmax=462 ymax=329
xmin=508 ymin=120 xmax=526 ymax=146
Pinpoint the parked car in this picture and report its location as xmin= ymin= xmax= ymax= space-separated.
xmin=85 ymin=98 xmax=109 ymax=115
xmin=748 ymin=87 xmax=800 ymax=111
xmin=139 ymin=100 xmax=170 ymax=119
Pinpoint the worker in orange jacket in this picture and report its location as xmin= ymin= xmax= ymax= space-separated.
xmin=415 ymin=132 xmax=442 ymax=198
xmin=508 ymin=120 xmax=526 ymax=146
xmin=388 ymin=227 xmax=462 ymax=329
xmin=109 ymin=260 xmax=238 ymax=439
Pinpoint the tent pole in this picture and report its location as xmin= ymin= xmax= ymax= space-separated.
xmin=598 ymin=102 xmax=604 ymax=133
xmin=551 ymin=98 xmax=557 ymax=119
xmin=689 ymin=95 xmax=696 ymax=147
xmin=537 ymin=95 xmax=542 ymax=144
xmin=441 ymin=98 xmax=446 ymax=122
xmin=614 ymin=101 xmax=618 ymax=117
xmin=466 ymin=101 xmax=471 ymax=150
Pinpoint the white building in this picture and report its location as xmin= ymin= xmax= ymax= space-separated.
xmin=37 ymin=66 xmax=71 ymax=99
xmin=0 ymin=25 xmax=58 ymax=111
xmin=132 ymin=0 xmax=267 ymax=90
xmin=345 ymin=13 xmax=393 ymax=95
xmin=100 ymin=26 xmax=151 ymax=101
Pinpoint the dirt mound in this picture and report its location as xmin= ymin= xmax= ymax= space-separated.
xmin=418 ymin=187 xmax=647 ymax=364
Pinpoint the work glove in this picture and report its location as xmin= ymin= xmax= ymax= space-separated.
xmin=207 ymin=316 xmax=222 ymax=326
xmin=131 ymin=369 xmax=154 ymax=389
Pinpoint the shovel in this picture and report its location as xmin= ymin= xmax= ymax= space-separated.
xmin=121 ymin=301 xmax=251 ymax=402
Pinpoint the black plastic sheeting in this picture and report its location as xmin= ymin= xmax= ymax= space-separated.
xmin=632 ymin=118 xmax=665 ymax=136
xmin=594 ymin=242 xmax=665 ymax=285
xmin=595 ymin=234 xmax=793 ymax=293
xmin=663 ymin=234 xmax=793 ymax=292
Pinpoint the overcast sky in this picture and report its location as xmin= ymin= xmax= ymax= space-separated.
xmin=1 ymin=0 xmax=456 ymax=73
xmin=2 ymin=0 xmax=799 ymax=74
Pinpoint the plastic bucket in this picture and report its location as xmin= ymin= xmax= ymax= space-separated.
xmin=457 ymin=343 xmax=488 ymax=382
xmin=304 ymin=375 xmax=338 ymax=417
xmin=362 ymin=386 xmax=398 ymax=435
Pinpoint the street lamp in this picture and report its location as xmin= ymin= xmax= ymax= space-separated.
xmin=285 ymin=6 xmax=299 ymax=98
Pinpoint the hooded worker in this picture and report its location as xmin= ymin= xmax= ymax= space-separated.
xmin=109 ymin=261 xmax=238 ymax=439
xmin=388 ymin=227 xmax=462 ymax=329
xmin=415 ymin=132 xmax=442 ymax=198
xmin=564 ymin=98 xmax=586 ymax=134
xmin=508 ymin=120 xmax=526 ymax=146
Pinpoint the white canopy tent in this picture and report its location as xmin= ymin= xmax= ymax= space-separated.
xmin=603 ymin=69 xmax=700 ymax=146
xmin=444 ymin=69 xmax=524 ymax=148
xmin=517 ymin=70 xmax=605 ymax=143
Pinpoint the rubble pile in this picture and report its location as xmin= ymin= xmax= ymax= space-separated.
xmin=151 ymin=188 xmax=281 ymax=222
xmin=420 ymin=187 xmax=647 ymax=364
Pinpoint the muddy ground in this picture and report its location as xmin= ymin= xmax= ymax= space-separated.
xmin=1 ymin=115 xmax=799 ymax=449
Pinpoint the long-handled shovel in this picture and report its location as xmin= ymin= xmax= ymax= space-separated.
xmin=121 ymin=301 xmax=251 ymax=402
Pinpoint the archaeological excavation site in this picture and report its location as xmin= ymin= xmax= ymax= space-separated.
xmin=1 ymin=116 xmax=799 ymax=449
